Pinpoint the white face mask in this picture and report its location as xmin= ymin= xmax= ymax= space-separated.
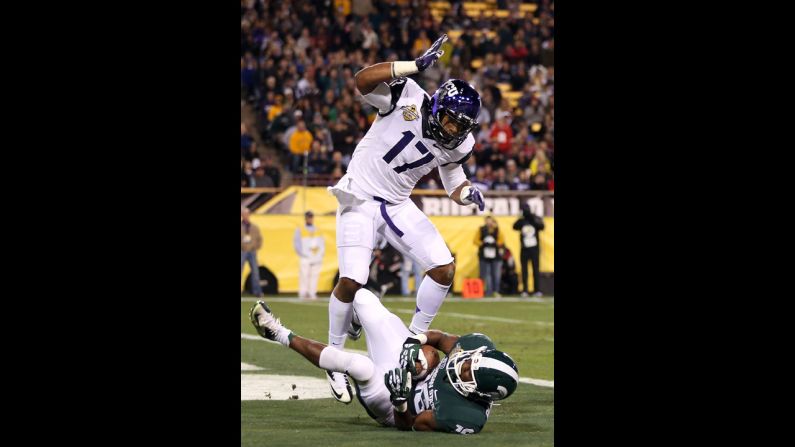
xmin=413 ymin=349 xmax=430 ymax=380
xmin=445 ymin=346 xmax=488 ymax=397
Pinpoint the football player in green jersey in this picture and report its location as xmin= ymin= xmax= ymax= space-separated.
xmin=250 ymin=288 xmax=518 ymax=434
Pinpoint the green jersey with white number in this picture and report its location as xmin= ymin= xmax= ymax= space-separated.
xmin=409 ymin=334 xmax=495 ymax=434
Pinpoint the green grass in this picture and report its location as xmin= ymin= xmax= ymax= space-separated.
xmin=241 ymin=297 xmax=554 ymax=446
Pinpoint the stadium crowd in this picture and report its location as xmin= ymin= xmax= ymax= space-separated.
xmin=241 ymin=0 xmax=554 ymax=191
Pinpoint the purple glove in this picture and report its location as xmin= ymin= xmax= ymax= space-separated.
xmin=415 ymin=34 xmax=448 ymax=71
xmin=464 ymin=186 xmax=485 ymax=211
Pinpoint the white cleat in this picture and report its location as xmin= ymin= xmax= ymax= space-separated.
xmin=326 ymin=370 xmax=353 ymax=404
xmin=249 ymin=300 xmax=285 ymax=341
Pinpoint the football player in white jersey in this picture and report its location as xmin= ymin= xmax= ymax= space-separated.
xmin=324 ymin=34 xmax=487 ymax=403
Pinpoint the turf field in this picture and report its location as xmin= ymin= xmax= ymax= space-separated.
xmin=241 ymin=296 xmax=554 ymax=446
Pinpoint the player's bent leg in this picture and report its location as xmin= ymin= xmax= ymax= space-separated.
xmin=352 ymin=364 xmax=397 ymax=427
xmin=382 ymin=201 xmax=454 ymax=334
xmin=327 ymin=248 xmax=370 ymax=404
xmin=327 ymin=277 xmax=360 ymax=403
xmin=426 ymin=261 xmax=455 ymax=286
xmin=332 ymin=276 xmax=363 ymax=304
xmin=328 ymin=276 xmax=362 ymax=349
xmin=329 ymin=245 xmax=370 ymax=347
xmin=318 ymin=347 xmax=374 ymax=383
xmin=330 ymin=202 xmax=378 ymax=403
xmin=353 ymin=288 xmax=412 ymax=369
xmin=329 ymin=243 xmax=368 ymax=348
xmin=409 ymin=261 xmax=454 ymax=334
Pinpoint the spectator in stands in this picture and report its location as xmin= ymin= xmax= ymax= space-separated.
xmin=241 ymin=54 xmax=259 ymax=101
xmin=516 ymin=148 xmax=532 ymax=171
xmin=242 ymin=161 xmax=255 ymax=187
xmin=464 ymin=155 xmax=478 ymax=178
xmin=412 ymin=30 xmax=431 ymax=57
xmin=475 ymin=121 xmax=493 ymax=150
xmin=505 ymin=36 xmax=529 ymax=64
xmin=314 ymin=127 xmax=334 ymax=154
xmin=331 ymin=112 xmax=357 ymax=161
xmin=261 ymin=155 xmax=281 ymax=187
xmin=252 ymin=166 xmax=274 ymax=187
xmin=240 ymin=0 xmax=554 ymax=186
xmin=531 ymin=164 xmax=553 ymax=191
xmin=471 ymin=167 xmax=491 ymax=191
xmin=490 ymin=111 xmax=514 ymax=155
xmin=289 ymin=119 xmax=313 ymax=172
xmin=330 ymin=165 xmax=344 ymax=181
xmin=263 ymin=75 xmax=279 ymax=101
xmin=530 ymin=147 xmax=552 ymax=176
xmin=491 ymin=168 xmax=512 ymax=191
xmin=360 ymin=20 xmax=379 ymax=50
xmin=327 ymin=150 xmax=348 ymax=176
xmin=505 ymin=159 xmax=519 ymax=184
xmin=308 ymin=141 xmax=330 ymax=174
xmin=241 ymin=122 xmax=254 ymax=157
xmin=495 ymin=99 xmax=513 ymax=126
xmin=483 ymin=163 xmax=495 ymax=183
xmin=244 ymin=143 xmax=262 ymax=169
xmin=511 ymin=169 xmax=532 ymax=191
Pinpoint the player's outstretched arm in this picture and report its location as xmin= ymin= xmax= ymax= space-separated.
xmin=424 ymin=329 xmax=461 ymax=355
xmin=354 ymin=33 xmax=448 ymax=95
xmin=439 ymin=163 xmax=486 ymax=211
xmin=354 ymin=62 xmax=397 ymax=95
xmin=399 ymin=331 xmax=461 ymax=373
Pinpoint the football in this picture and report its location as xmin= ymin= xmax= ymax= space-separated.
xmin=417 ymin=344 xmax=441 ymax=376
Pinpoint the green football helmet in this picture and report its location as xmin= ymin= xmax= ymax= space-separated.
xmin=445 ymin=347 xmax=519 ymax=401
xmin=449 ymin=333 xmax=496 ymax=357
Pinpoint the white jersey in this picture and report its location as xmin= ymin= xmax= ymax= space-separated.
xmin=335 ymin=77 xmax=474 ymax=205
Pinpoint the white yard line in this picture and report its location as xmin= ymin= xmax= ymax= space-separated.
xmin=519 ymin=377 xmax=554 ymax=388
xmin=388 ymin=308 xmax=529 ymax=324
xmin=241 ymin=362 xmax=264 ymax=371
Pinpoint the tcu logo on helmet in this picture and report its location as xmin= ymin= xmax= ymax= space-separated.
xmin=443 ymin=81 xmax=459 ymax=97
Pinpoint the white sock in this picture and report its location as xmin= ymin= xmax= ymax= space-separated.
xmin=409 ymin=275 xmax=450 ymax=334
xmin=274 ymin=327 xmax=292 ymax=347
xmin=328 ymin=292 xmax=353 ymax=349
xmin=255 ymin=313 xmax=292 ymax=347
xmin=318 ymin=347 xmax=374 ymax=382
